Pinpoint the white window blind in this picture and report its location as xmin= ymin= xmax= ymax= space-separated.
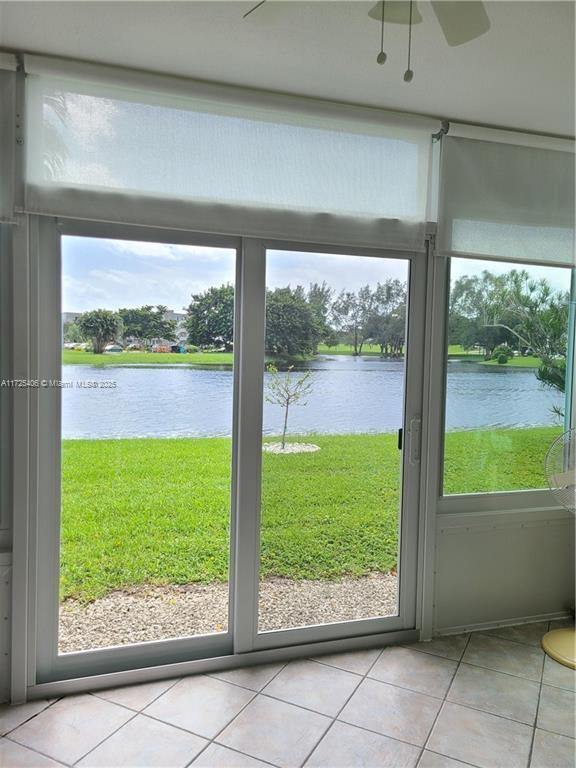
xmin=438 ymin=136 xmax=575 ymax=266
xmin=23 ymin=59 xmax=436 ymax=250
xmin=0 ymin=64 xmax=16 ymax=223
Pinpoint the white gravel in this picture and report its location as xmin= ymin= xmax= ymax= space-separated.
xmin=263 ymin=442 xmax=321 ymax=454
xmin=59 ymin=572 xmax=398 ymax=653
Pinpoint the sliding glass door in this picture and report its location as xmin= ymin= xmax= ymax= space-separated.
xmin=258 ymin=250 xmax=410 ymax=634
xmin=33 ymin=221 xmax=425 ymax=681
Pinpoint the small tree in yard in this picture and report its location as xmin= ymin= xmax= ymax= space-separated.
xmin=78 ymin=309 xmax=119 ymax=354
xmin=265 ymin=364 xmax=313 ymax=449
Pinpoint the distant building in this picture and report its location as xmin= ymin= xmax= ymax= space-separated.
xmin=164 ymin=309 xmax=188 ymax=344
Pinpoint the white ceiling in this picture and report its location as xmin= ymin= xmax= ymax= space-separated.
xmin=0 ymin=0 xmax=574 ymax=136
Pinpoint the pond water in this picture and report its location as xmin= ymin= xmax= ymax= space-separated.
xmin=61 ymin=356 xmax=564 ymax=439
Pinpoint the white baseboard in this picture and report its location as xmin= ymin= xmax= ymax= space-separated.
xmin=435 ymin=610 xmax=573 ymax=637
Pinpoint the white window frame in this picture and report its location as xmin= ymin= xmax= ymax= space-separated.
xmin=12 ymin=215 xmax=428 ymax=697
xmin=428 ymin=250 xmax=575 ymax=515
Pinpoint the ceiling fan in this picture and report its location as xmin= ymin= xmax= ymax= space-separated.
xmin=242 ymin=1 xmax=491 ymax=82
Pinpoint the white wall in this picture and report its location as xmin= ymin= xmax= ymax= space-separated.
xmin=434 ymin=509 xmax=575 ymax=633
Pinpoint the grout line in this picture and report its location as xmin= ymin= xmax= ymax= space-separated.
xmin=183 ymin=660 xmax=290 ymax=768
xmin=71 ymin=676 xmax=185 ymax=765
xmin=296 ymin=647 xmax=388 ymax=767
xmin=417 ymin=632 xmax=471 ymax=764
xmin=5 ymin=735 xmax=75 ymax=767
xmin=423 ymin=749 xmax=482 ymax=768
xmin=1 ymin=696 xmax=62 ymax=737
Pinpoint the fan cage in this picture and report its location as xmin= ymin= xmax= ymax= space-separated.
xmin=545 ymin=428 xmax=576 ymax=513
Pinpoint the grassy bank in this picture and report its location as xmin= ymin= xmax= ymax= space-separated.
xmin=481 ymin=355 xmax=540 ymax=368
xmin=62 ymin=350 xmax=235 ymax=366
xmin=61 ymin=427 xmax=559 ymax=601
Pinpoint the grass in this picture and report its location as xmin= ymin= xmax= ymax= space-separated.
xmin=316 ymin=343 xmax=384 ymax=356
xmin=481 ymin=355 xmax=541 ymax=368
xmin=62 ymin=350 xmax=235 ymax=366
xmin=61 ymin=426 xmax=560 ymax=602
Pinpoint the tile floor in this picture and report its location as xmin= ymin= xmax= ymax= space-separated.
xmin=0 ymin=621 xmax=574 ymax=768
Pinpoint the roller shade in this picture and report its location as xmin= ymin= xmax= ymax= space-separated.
xmin=23 ymin=58 xmax=436 ymax=250
xmin=438 ymin=136 xmax=575 ymax=266
xmin=0 ymin=64 xmax=16 ymax=223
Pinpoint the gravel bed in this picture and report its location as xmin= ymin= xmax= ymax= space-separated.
xmin=263 ymin=442 xmax=320 ymax=454
xmin=59 ymin=572 xmax=398 ymax=653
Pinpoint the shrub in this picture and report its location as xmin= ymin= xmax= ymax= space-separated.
xmin=186 ymin=344 xmax=199 ymax=353
xmin=497 ymin=353 xmax=509 ymax=364
xmin=491 ymin=344 xmax=513 ymax=362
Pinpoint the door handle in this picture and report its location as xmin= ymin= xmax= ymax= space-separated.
xmin=397 ymin=428 xmax=403 ymax=450
xmin=408 ymin=417 xmax=422 ymax=465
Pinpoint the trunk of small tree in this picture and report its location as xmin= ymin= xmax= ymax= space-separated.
xmin=281 ymin=401 xmax=290 ymax=449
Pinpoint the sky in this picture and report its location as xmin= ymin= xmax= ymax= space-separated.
xmin=62 ymin=236 xmax=409 ymax=313
xmin=62 ymin=236 xmax=572 ymax=314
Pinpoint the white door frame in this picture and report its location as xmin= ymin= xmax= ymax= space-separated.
xmin=19 ymin=216 xmax=428 ymax=689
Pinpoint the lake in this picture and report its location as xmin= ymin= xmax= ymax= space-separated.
xmin=61 ymin=356 xmax=565 ymax=439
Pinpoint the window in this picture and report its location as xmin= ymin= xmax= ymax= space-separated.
xmin=443 ymin=257 xmax=573 ymax=495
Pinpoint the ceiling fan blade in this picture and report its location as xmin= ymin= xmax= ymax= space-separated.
xmin=243 ymin=0 xmax=267 ymax=20
xmin=430 ymin=1 xmax=490 ymax=46
xmin=368 ymin=2 xmax=423 ymax=25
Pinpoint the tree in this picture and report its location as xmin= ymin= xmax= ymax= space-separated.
xmin=63 ymin=321 xmax=85 ymax=344
xmin=307 ymin=282 xmax=337 ymax=347
xmin=484 ymin=270 xmax=570 ymax=394
xmin=449 ymin=268 xmax=570 ymax=395
xmin=118 ymin=305 xmax=176 ymax=347
xmin=365 ymin=279 xmax=407 ymax=356
xmin=265 ymin=364 xmax=313 ymax=449
xmin=265 ymin=286 xmax=322 ymax=357
xmin=185 ymin=285 xmax=235 ymax=351
xmin=78 ymin=310 xmax=119 ymax=354
xmin=331 ymin=286 xmax=376 ymax=355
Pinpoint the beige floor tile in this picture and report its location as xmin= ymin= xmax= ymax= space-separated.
xmin=463 ymin=633 xmax=544 ymax=681
xmin=263 ymin=659 xmax=360 ymax=716
xmin=403 ymin=635 xmax=469 ymax=662
xmin=305 ymin=720 xmax=420 ymax=767
xmin=530 ymin=728 xmax=576 ymax=768
xmin=193 ymin=743 xmax=273 ymax=767
xmin=0 ymin=700 xmax=55 ymax=737
xmin=447 ymin=663 xmax=540 ymax=725
xmin=417 ymin=751 xmax=474 ymax=768
xmin=339 ymin=678 xmax=441 ymax=747
xmin=543 ymin=655 xmax=576 ymax=691
xmin=217 ymin=694 xmax=331 ymax=768
xmin=485 ymin=622 xmax=549 ymax=647
xmin=144 ymin=675 xmax=254 ymax=739
xmin=78 ymin=713 xmax=207 ymax=767
xmin=427 ymin=701 xmax=533 ymax=768
xmin=311 ymin=649 xmax=381 ymax=675
xmin=210 ymin=663 xmax=286 ymax=692
xmin=93 ymin=678 xmax=179 ymax=710
xmin=370 ymin=647 xmax=457 ymax=698
xmin=9 ymin=694 xmax=133 ymax=765
xmin=0 ymin=738 xmax=66 ymax=767
xmin=537 ymin=685 xmax=576 ymax=739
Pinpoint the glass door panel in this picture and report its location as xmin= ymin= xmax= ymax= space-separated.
xmin=59 ymin=235 xmax=236 ymax=653
xmin=258 ymin=249 xmax=409 ymax=633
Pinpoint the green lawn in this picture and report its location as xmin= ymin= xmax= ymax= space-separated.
xmin=316 ymin=343 xmax=384 ymax=356
xmin=61 ymin=427 xmax=560 ymax=602
xmin=481 ymin=355 xmax=541 ymax=368
xmin=62 ymin=350 xmax=235 ymax=366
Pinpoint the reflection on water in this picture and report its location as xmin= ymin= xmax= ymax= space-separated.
xmin=61 ymin=356 xmax=564 ymax=439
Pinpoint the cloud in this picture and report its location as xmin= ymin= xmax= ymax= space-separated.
xmin=105 ymin=240 xmax=234 ymax=263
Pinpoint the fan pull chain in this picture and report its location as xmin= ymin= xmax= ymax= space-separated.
xmin=377 ymin=1 xmax=387 ymax=64
xmin=404 ymin=0 xmax=414 ymax=82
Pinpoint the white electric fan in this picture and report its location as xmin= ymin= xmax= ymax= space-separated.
xmin=542 ymin=427 xmax=576 ymax=669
